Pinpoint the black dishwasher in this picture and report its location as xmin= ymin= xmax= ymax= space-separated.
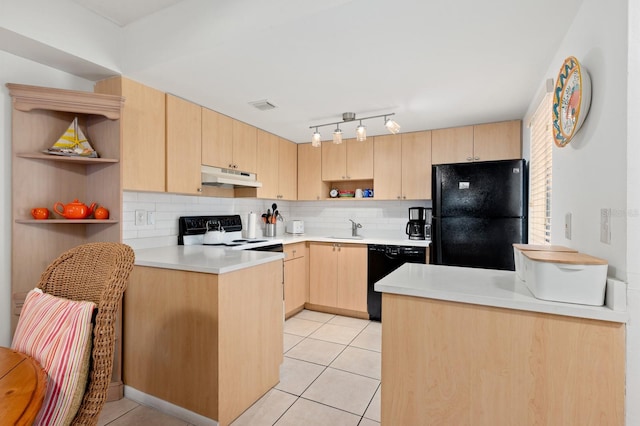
xmin=368 ymin=244 xmax=427 ymax=321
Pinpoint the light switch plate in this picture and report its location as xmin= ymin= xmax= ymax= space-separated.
xmin=565 ymin=212 xmax=572 ymax=240
xmin=601 ymin=208 xmax=611 ymax=244
xmin=135 ymin=209 xmax=146 ymax=226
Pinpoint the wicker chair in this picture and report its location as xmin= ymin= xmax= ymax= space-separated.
xmin=36 ymin=242 xmax=135 ymax=425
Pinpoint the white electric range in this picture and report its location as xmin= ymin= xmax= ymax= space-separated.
xmin=178 ymin=215 xmax=283 ymax=251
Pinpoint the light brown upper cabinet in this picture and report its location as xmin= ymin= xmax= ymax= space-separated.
xmin=431 ymin=125 xmax=474 ymax=165
xmin=94 ymin=76 xmax=166 ymax=192
xmin=374 ymin=131 xmax=432 ymax=200
xmin=432 ymin=120 xmax=522 ymax=164
xmin=201 ymin=108 xmax=257 ymax=173
xmin=278 ymin=137 xmax=298 ymax=200
xmin=401 ymin=131 xmax=432 ymax=200
xmin=298 ymin=143 xmax=330 ymax=200
xmin=166 ymin=94 xmax=202 ymax=195
xmin=472 ymin=120 xmax=522 ymax=161
xmin=321 ymin=138 xmax=373 ymax=181
xmin=253 ymin=130 xmax=297 ymax=200
xmin=232 ymin=120 xmax=258 ymax=172
xmin=373 ymin=134 xmax=402 ymax=200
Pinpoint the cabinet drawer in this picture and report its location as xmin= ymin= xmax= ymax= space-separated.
xmin=284 ymin=242 xmax=306 ymax=261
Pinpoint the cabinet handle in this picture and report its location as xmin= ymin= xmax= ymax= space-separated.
xmin=474 ymin=156 xmax=480 ymax=160
xmin=346 ymin=176 xmax=351 ymax=180
xmin=342 ymin=176 xmax=346 ymax=180
xmin=467 ymin=157 xmax=473 ymax=161
xmin=229 ymin=163 xmax=233 ymax=168
xmin=197 ymin=187 xmax=202 ymax=192
xmin=316 ymin=195 xmax=320 ymax=200
xmin=402 ymin=195 xmax=406 ymax=199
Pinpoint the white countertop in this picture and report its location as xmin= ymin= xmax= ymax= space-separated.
xmin=134 ymin=245 xmax=284 ymax=274
xmin=375 ymin=263 xmax=628 ymax=323
xmin=278 ymin=232 xmax=431 ymax=247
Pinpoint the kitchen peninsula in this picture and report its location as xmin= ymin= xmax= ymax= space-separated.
xmin=123 ymin=246 xmax=284 ymax=426
xmin=376 ymin=263 xmax=626 ymax=425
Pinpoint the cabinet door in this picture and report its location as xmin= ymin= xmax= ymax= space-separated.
xmin=94 ymin=77 xmax=165 ymax=192
xmin=431 ymin=126 xmax=474 ymax=164
xmin=309 ymin=243 xmax=338 ymax=306
xmin=401 ymin=131 xmax=432 ymax=200
xmin=232 ymin=120 xmax=257 ymax=172
xmin=284 ymin=256 xmax=306 ymax=317
xmin=202 ymin=108 xmax=233 ymax=169
xmin=298 ymin=143 xmax=329 ymax=200
xmin=321 ymin=141 xmax=347 ymax=181
xmin=278 ymin=138 xmax=298 ymax=200
xmin=346 ymin=138 xmax=374 ymax=179
xmin=166 ymin=94 xmax=202 ymax=194
xmin=255 ymin=130 xmax=279 ymax=199
xmin=473 ymin=120 xmax=522 ymax=161
xmin=336 ymin=244 xmax=367 ymax=312
xmin=373 ymin=134 xmax=402 ymax=200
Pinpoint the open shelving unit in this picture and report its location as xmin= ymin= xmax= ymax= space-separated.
xmin=7 ymin=82 xmax=125 ymax=399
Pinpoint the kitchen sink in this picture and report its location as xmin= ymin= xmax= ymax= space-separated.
xmin=327 ymin=235 xmax=364 ymax=240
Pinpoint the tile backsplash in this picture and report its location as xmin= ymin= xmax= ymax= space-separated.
xmin=123 ymin=191 xmax=431 ymax=250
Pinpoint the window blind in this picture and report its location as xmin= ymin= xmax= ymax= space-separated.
xmin=528 ymin=92 xmax=553 ymax=244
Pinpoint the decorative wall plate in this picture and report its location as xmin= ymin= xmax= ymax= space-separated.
xmin=552 ymin=56 xmax=592 ymax=147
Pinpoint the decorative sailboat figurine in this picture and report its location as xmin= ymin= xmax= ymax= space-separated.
xmin=44 ymin=117 xmax=98 ymax=157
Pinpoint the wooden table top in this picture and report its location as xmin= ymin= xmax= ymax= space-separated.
xmin=0 ymin=347 xmax=47 ymax=426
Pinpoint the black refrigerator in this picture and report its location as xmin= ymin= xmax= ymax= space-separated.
xmin=431 ymin=159 xmax=527 ymax=270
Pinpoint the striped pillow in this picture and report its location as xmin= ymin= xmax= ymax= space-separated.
xmin=12 ymin=288 xmax=95 ymax=426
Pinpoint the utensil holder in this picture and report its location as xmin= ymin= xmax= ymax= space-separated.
xmin=265 ymin=223 xmax=276 ymax=237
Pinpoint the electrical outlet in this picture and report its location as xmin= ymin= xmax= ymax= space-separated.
xmin=147 ymin=211 xmax=155 ymax=225
xmin=565 ymin=212 xmax=572 ymax=240
xmin=601 ymin=208 xmax=611 ymax=244
xmin=135 ymin=209 xmax=146 ymax=226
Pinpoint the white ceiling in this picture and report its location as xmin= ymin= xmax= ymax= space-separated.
xmin=71 ymin=0 xmax=583 ymax=143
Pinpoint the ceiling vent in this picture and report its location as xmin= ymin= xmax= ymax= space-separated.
xmin=249 ymin=99 xmax=277 ymax=111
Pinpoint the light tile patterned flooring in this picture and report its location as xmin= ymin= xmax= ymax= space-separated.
xmin=99 ymin=310 xmax=381 ymax=426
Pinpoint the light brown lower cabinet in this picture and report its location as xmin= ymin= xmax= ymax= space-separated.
xmin=308 ymin=243 xmax=367 ymax=316
xmin=381 ymin=293 xmax=625 ymax=426
xmin=284 ymin=243 xmax=307 ymax=317
xmin=123 ymin=261 xmax=283 ymax=426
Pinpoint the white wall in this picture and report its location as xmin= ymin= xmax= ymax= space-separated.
xmin=544 ymin=0 xmax=628 ymax=279
xmin=0 ymin=51 xmax=94 ymax=347
xmin=626 ymin=1 xmax=640 ymax=423
xmin=0 ymin=0 xmax=121 ymax=72
xmin=523 ymin=0 xmax=638 ymax=423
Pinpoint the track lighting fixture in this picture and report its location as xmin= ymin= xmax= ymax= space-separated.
xmin=309 ymin=112 xmax=399 ymax=145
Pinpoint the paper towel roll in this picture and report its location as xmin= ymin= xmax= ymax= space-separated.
xmin=247 ymin=212 xmax=256 ymax=239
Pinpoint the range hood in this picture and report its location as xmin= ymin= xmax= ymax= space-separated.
xmin=201 ymin=165 xmax=262 ymax=188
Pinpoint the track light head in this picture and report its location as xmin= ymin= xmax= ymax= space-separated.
xmin=311 ymin=128 xmax=321 ymax=147
xmin=333 ymin=125 xmax=343 ymax=144
xmin=384 ymin=116 xmax=401 ymax=134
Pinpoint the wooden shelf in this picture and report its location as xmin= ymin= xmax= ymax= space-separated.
xmin=16 ymin=219 xmax=119 ymax=224
xmin=17 ymin=152 xmax=119 ymax=164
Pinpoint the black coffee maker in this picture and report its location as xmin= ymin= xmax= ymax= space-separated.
xmin=406 ymin=207 xmax=429 ymax=240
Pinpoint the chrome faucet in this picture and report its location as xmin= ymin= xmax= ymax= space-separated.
xmin=349 ymin=219 xmax=362 ymax=237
